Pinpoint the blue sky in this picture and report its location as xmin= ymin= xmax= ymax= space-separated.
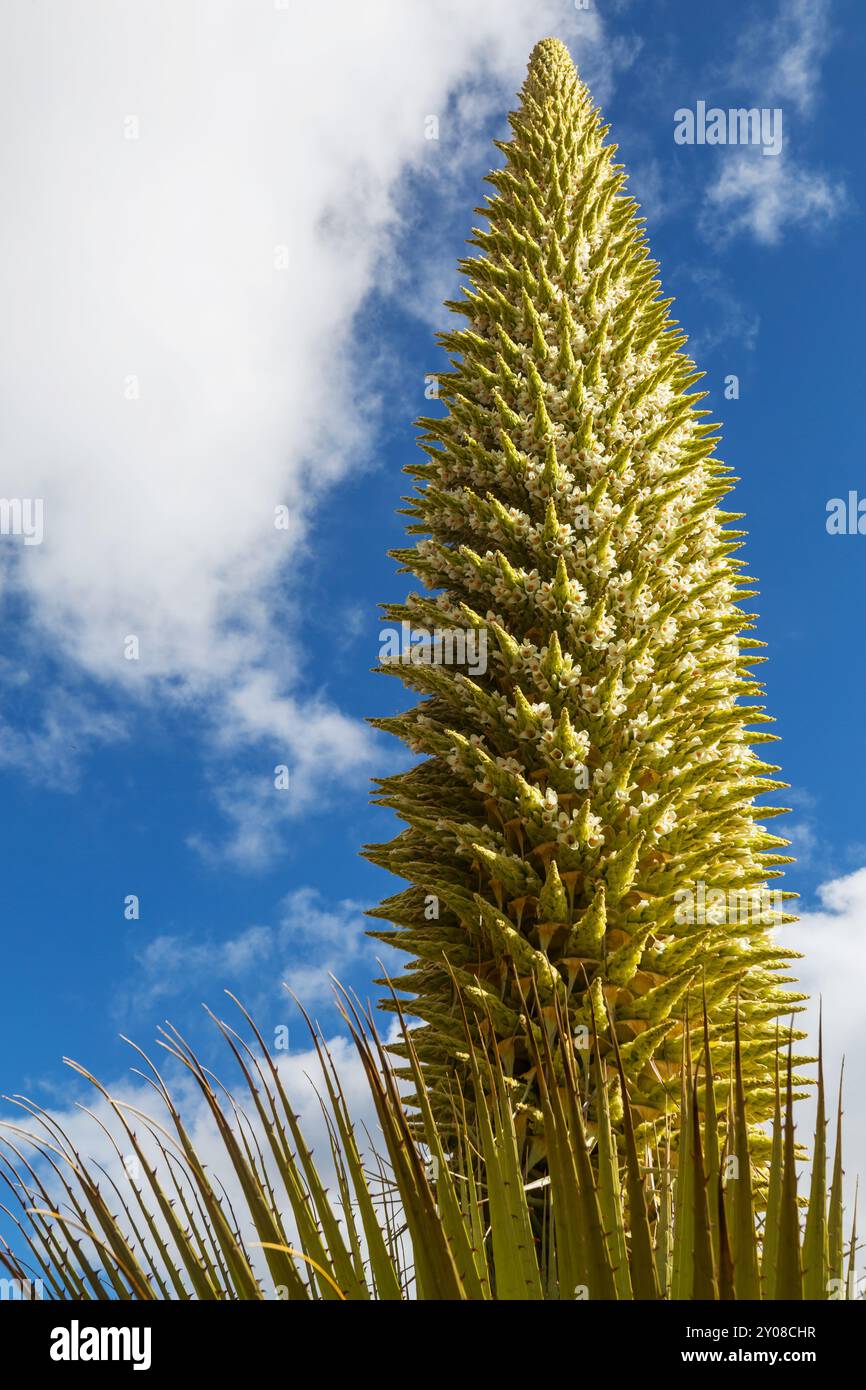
xmin=1 ymin=0 xmax=865 ymax=1232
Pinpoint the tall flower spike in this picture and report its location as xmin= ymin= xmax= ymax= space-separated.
xmin=366 ymin=38 xmax=806 ymax=1147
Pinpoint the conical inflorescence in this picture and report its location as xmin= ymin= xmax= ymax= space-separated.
xmin=367 ymin=38 xmax=807 ymax=1147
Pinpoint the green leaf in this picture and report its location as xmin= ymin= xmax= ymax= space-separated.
xmin=827 ymin=1063 xmax=845 ymax=1294
xmin=730 ymin=1008 xmax=760 ymax=1300
xmin=775 ymin=1036 xmax=804 ymax=1300
xmin=802 ymin=1014 xmax=828 ymax=1299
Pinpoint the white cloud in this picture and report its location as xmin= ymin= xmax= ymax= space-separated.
xmin=276 ymin=885 xmax=379 ymax=1005
xmin=121 ymin=885 xmax=387 ymax=1014
xmin=0 ymin=686 xmax=126 ymax=786
xmin=128 ymin=925 xmax=274 ymax=1007
xmin=784 ymin=822 xmax=820 ymax=870
xmin=781 ymin=866 xmax=866 ymax=1213
xmin=700 ymin=0 xmax=845 ymax=245
xmin=0 ymin=1 xmax=618 ymax=850
xmin=625 ymin=155 xmax=677 ymax=229
xmin=674 ymin=265 xmax=760 ymax=357
xmin=725 ymin=0 xmax=833 ymax=116
xmin=703 ymin=151 xmax=845 ymax=246
xmin=187 ymin=679 xmax=384 ymax=866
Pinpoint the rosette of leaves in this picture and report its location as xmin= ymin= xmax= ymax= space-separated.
xmin=0 ymin=994 xmax=847 ymax=1302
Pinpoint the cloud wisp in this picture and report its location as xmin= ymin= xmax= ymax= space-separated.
xmin=698 ymin=0 xmax=846 ymax=245
xmin=0 ymin=0 xmax=619 ymax=863
xmin=782 ymin=864 xmax=866 ymax=1207
xmin=118 ymin=885 xmax=390 ymax=1020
